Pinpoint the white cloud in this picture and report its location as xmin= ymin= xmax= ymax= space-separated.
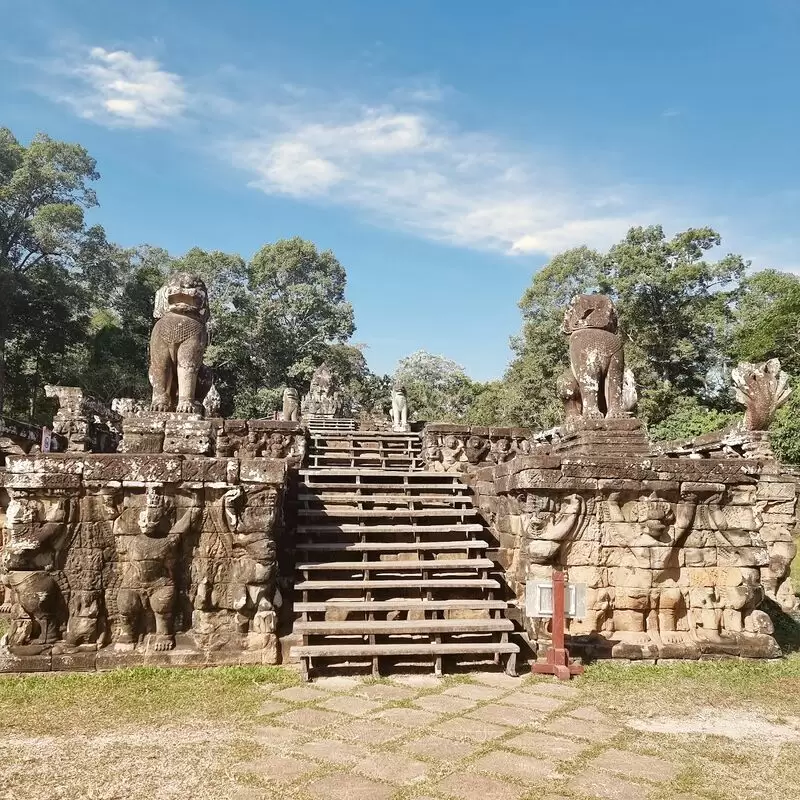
xmin=63 ymin=47 xmax=186 ymax=128
xmin=227 ymin=106 xmax=653 ymax=256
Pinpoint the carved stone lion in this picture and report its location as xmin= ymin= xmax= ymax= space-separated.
xmin=149 ymin=272 xmax=210 ymax=414
xmin=732 ymin=358 xmax=792 ymax=431
xmin=558 ymin=294 xmax=627 ymax=420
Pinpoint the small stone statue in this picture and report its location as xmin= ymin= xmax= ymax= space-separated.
xmin=203 ymin=384 xmax=222 ymax=418
xmin=390 ymin=385 xmax=410 ymax=431
xmin=282 ymin=388 xmax=300 ymax=422
xmin=239 ymin=430 xmax=265 ymax=458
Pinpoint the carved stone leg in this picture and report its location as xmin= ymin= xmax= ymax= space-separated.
xmin=0 ymin=586 xmax=12 ymax=614
xmin=176 ymin=365 xmax=198 ymax=414
xmin=605 ymin=350 xmax=626 ymax=417
xmin=9 ymin=571 xmax=61 ymax=645
xmin=149 ymin=585 xmax=176 ymax=651
xmin=116 ymin=588 xmax=142 ymax=644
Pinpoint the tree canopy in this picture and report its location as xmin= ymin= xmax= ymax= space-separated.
xmin=3 ymin=126 xmax=799 ymax=462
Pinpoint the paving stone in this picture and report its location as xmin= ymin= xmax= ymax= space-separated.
xmin=305 ymin=773 xmax=395 ymax=800
xmin=257 ymin=699 xmax=291 ymax=715
xmin=569 ymin=770 xmax=654 ymax=800
xmin=471 ymin=671 xmax=524 ymax=688
xmin=435 ymin=771 xmax=525 ymax=800
xmin=355 ymin=682 xmax=417 ymax=701
xmin=311 ymin=675 xmax=361 ymax=691
xmin=498 ymin=691 xmax=567 ymax=713
xmin=588 ymin=748 xmax=681 ymax=783
xmin=470 ymin=749 xmax=559 ymax=782
xmin=542 ymin=715 xmax=623 ymax=741
xmin=431 ymin=716 xmax=508 ymax=743
xmin=228 ymin=788 xmax=269 ymax=800
xmin=467 ymin=702 xmax=539 ymax=727
xmin=393 ymin=674 xmax=444 ymax=688
xmin=276 ymin=708 xmax=340 ymax=730
xmin=335 ymin=719 xmax=405 ymax=744
xmin=413 ymin=693 xmax=478 ymax=715
xmin=443 ymin=683 xmax=506 ymax=701
xmin=376 ymin=706 xmax=440 ymax=729
xmin=241 ymin=753 xmax=317 ymax=782
xmin=273 ymin=685 xmax=330 ymax=703
xmin=568 ymin=705 xmax=617 ymax=723
xmin=503 ymin=731 xmax=587 ymax=760
xmin=294 ymin=738 xmax=369 ymax=765
xmin=402 ymin=734 xmax=478 ymax=762
xmin=525 ymin=680 xmax=581 ymax=699
xmin=252 ymin=725 xmax=308 ymax=747
xmin=355 ymin=751 xmax=429 ymax=784
xmin=318 ymin=694 xmax=382 ymax=717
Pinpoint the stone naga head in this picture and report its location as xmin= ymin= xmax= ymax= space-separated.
xmin=153 ymin=272 xmax=210 ymax=322
xmin=561 ymin=294 xmax=618 ymax=335
xmin=732 ymin=358 xmax=792 ymax=431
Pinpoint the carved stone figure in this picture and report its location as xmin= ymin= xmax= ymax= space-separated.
xmin=490 ymin=436 xmax=514 ymax=464
xmin=239 ymin=430 xmax=265 ymax=458
xmin=391 ymin=385 xmax=410 ymax=431
xmin=558 ymin=294 xmax=626 ymax=420
xmin=1 ymin=492 xmax=70 ymax=649
xmin=301 ymin=362 xmax=343 ymax=417
xmin=203 ymin=384 xmax=222 ymax=418
xmin=527 ymin=494 xmax=586 ymax=565
xmin=440 ymin=435 xmax=465 ymax=472
xmin=282 ymin=388 xmax=300 ymax=422
xmin=464 ymin=435 xmax=490 ymax=465
xmin=732 ymin=359 xmax=792 ymax=430
xmin=149 ymin=272 xmax=210 ymax=413
xmin=265 ymin=432 xmax=291 ymax=459
xmin=114 ymin=488 xmax=194 ymax=651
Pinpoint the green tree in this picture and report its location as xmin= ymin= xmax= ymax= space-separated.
xmin=505 ymin=226 xmax=748 ymax=431
xmin=393 ymin=350 xmax=477 ymax=422
xmin=0 ymin=127 xmax=118 ymax=418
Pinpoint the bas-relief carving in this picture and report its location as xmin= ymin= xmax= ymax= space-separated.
xmin=514 ymin=482 xmax=783 ymax=657
xmin=0 ymin=460 xmax=284 ymax=667
xmin=422 ymin=429 xmax=534 ymax=473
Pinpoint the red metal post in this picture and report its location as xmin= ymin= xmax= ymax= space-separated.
xmin=532 ymin=567 xmax=584 ymax=681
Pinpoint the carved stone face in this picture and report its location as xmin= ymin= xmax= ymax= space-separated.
xmin=443 ymin=435 xmax=458 ymax=449
xmin=496 ymin=437 xmax=510 ymax=452
xmin=467 ymin=436 xmax=483 ymax=449
xmin=164 ymin=272 xmax=208 ymax=316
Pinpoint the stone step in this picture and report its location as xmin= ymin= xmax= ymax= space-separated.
xmin=296 ymin=523 xmax=485 ymax=534
xmin=298 ymin=482 xmax=468 ymax=492
xmin=296 ymin=508 xmax=478 ymax=518
xmin=297 ymin=558 xmax=495 ymax=572
xmin=295 ymin=578 xmax=501 ymax=591
xmin=292 ymin=642 xmax=519 ymax=657
xmin=294 ymin=599 xmax=508 ymax=613
xmin=300 ymin=469 xmax=447 ymax=478
xmin=295 ymin=619 xmax=514 ymax=635
xmin=297 ymin=493 xmax=470 ymax=503
xmin=295 ymin=540 xmax=489 ymax=553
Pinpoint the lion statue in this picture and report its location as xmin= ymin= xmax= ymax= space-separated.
xmin=557 ymin=293 xmax=628 ymax=420
xmin=149 ymin=272 xmax=211 ymax=414
xmin=732 ymin=358 xmax=792 ymax=431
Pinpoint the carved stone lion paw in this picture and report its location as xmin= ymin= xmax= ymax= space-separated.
xmin=175 ymin=400 xmax=195 ymax=414
xmin=151 ymin=401 xmax=172 ymax=412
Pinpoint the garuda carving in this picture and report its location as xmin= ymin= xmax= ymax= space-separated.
xmin=557 ymin=294 xmax=633 ymax=420
xmin=149 ymin=272 xmax=212 ymax=414
xmin=732 ymin=358 xmax=792 ymax=431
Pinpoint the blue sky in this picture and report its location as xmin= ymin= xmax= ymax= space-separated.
xmin=2 ymin=1 xmax=799 ymax=380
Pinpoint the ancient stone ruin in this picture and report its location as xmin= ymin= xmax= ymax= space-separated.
xmin=0 ymin=280 xmax=796 ymax=675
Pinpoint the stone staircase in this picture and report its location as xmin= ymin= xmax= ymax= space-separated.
xmin=290 ymin=425 xmax=519 ymax=679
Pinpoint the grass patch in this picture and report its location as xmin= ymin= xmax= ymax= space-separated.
xmin=0 ymin=665 xmax=299 ymax=735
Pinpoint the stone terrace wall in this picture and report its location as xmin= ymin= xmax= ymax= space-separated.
xmin=0 ymin=452 xmax=290 ymax=673
xmin=469 ymin=428 xmax=796 ymax=662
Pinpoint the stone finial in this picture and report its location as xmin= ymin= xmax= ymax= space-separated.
xmin=557 ymin=294 xmax=629 ymax=421
xmin=203 ymin=384 xmax=222 ymax=418
xmin=732 ymin=358 xmax=792 ymax=431
xmin=301 ymin=362 xmax=344 ymax=417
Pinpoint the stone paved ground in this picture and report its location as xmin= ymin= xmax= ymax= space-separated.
xmin=220 ymin=671 xmax=798 ymax=800
xmin=2 ymin=665 xmax=800 ymax=800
